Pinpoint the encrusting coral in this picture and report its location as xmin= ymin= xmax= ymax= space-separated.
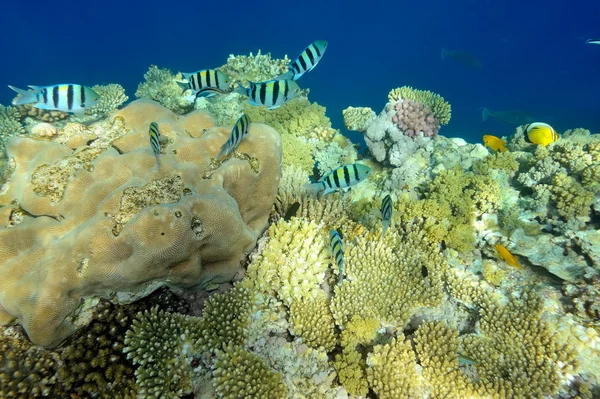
xmin=0 ymin=99 xmax=281 ymax=347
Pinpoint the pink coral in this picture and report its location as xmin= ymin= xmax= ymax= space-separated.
xmin=391 ymin=99 xmax=440 ymax=137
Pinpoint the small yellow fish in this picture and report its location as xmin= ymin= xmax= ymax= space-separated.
xmin=483 ymin=135 xmax=507 ymax=152
xmin=495 ymin=243 xmax=521 ymax=269
xmin=524 ymin=122 xmax=559 ymax=147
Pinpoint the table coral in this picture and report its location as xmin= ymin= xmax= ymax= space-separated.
xmin=0 ymin=99 xmax=281 ymax=347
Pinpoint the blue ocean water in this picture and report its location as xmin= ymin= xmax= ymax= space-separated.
xmin=2 ymin=0 xmax=599 ymax=144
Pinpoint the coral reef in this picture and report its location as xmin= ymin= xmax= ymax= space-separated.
xmin=218 ymin=50 xmax=290 ymax=84
xmin=86 ymin=83 xmax=129 ymax=117
xmin=135 ymin=66 xmax=194 ymax=114
xmin=392 ymin=99 xmax=440 ymax=137
xmin=0 ymin=99 xmax=281 ymax=347
xmin=342 ymin=106 xmax=376 ymax=132
xmin=388 ymin=85 xmax=451 ymax=125
xmin=0 ymin=105 xmax=25 ymax=151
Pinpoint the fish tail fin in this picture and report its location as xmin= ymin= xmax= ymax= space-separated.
xmin=381 ymin=222 xmax=389 ymax=238
xmin=275 ymin=70 xmax=294 ymax=80
xmin=216 ymin=142 xmax=230 ymax=160
xmin=234 ymin=81 xmax=248 ymax=96
xmin=303 ymin=182 xmax=324 ymax=195
xmin=8 ymin=85 xmax=37 ymax=105
xmin=175 ymin=81 xmax=189 ymax=94
xmin=441 ymin=49 xmax=448 ymax=60
xmin=479 ymin=107 xmax=491 ymax=121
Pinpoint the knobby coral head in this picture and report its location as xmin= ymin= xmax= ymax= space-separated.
xmin=392 ymin=99 xmax=440 ymax=138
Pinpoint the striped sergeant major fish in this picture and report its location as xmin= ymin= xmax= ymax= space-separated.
xmin=217 ymin=113 xmax=251 ymax=159
xmin=149 ymin=122 xmax=161 ymax=167
xmin=329 ymin=229 xmax=344 ymax=285
xmin=305 ymin=163 xmax=372 ymax=195
xmin=8 ymin=84 xmax=99 ymax=118
xmin=277 ymin=40 xmax=328 ymax=81
xmin=381 ymin=194 xmax=393 ymax=238
xmin=177 ymin=69 xmax=231 ymax=98
xmin=235 ymin=79 xmax=302 ymax=110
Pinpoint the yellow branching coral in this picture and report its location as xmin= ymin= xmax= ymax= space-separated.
xmin=340 ymin=316 xmax=380 ymax=349
xmin=342 ymin=106 xmax=376 ymax=132
xmin=367 ymin=335 xmax=422 ymax=399
xmin=212 ymin=344 xmax=287 ymax=399
xmin=243 ymin=97 xmax=331 ymax=138
xmin=242 ymin=218 xmax=330 ymax=307
xmin=333 ymin=348 xmax=369 ymax=396
xmin=280 ymin=133 xmax=315 ymax=174
xmin=472 ymin=152 xmax=520 ymax=176
xmin=330 ymin=222 xmax=446 ymax=329
xmin=550 ymin=172 xmax=594 ymax=219
xmin=289 ymin=293 xmax=337 ymax=351
xmin=388 ymin=86 xmax=451 ymax=125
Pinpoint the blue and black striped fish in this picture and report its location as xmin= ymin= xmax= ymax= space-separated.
xmin=8 ymin=84 xmax=99 ymax=118
xmin=149 ymin=122 xmax=161 ymax=166
xmin=381 ymin=194 xmax=393 ymax=238
xmin=217 ymin=113 xmax=251 ymax=159
xmin=329 ymin=229 xmax=344 ymax=285
xmin=306 ymin=163 xmax=372 ymax=195
xmin=235 ymin=79 xmax=301 ymax=110
xmin=277 ymin=40 xmax=328 ymax=81
xmin=177 ymin=69 xmax=231 ymax=98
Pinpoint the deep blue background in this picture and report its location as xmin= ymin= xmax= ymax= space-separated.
xmin=2 ymin=0 xmax=599 ymax=144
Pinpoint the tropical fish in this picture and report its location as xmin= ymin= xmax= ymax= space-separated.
xmin=8 ymin=84 xmax=99 ymax=118
xmin=482 ymin=135 xmax=508 ymax=152
xmin=524 ymin=122 xmax=559 ymax=147
xmin=217 ymin=113 xmax=251 ymax=159
xmin=458 ymin=354 xmax=477 ymax=366
xmin=305 ymin=163 xmax=372 ymax=195
xmin=330 ymin=229 xmax=344 ymax=285
xmin=277 ymin=40 xmax=328 ymax=80
xmin=177 ymin=69 xmax=231 ymax=98
xmin=585 ymin=39 xmax=600 ymax=45
xmin=441 ymin=49 xmax=482 ymax=69
xmin=495 ymin=243 xmax=521 ymax=269
xmin=235 ymin=79 xmax=301 ymax=110
xmin=480 ymin=107 xmax=536 ymax=126
xmin=149 ymin=122 xmax=161 ymax=167
xmin=381 ymin=194 xmax=393 ymax=238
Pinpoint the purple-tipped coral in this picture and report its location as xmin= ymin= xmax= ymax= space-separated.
xmin=392 ymin=99 xmax=440 ymax=137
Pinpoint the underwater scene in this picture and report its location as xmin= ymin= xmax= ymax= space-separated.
xmin=1 ymin=1 xmax=600 ymax=398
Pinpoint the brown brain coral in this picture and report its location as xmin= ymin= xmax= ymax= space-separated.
xmin=0 ymin=99 xmax=282 ymax=347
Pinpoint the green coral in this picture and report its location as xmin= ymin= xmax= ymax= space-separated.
xmin=333 ymin=347 xmax=369 ymax=396
xmin=388 ymin=85 xmax=452 ymax=125
xmin=135 ymin=65 xmax=193 ymax=114
xmin=330 ymin=222 xmax=446 ymax=329
xmin=472 ymin=151 xmax=520 ymax=176
xmin=86 ymin=83 xmax=129 ymax=116
xmin=123 ymin=307 xmax=200 ymax=398
xmin=0 ymin=326 xmax=59 ymax=398
xmin=0 ymin=105 xmax=25 ymax=151
xmin=550 ymin=172 xmax=594 ymax=219
xmin=366 ymin=335 xmax=422 ymax=399
xmin=242 ymin=97 xmax=330 ymax=137
xmin=218 ymin=50 xmax=290 ymax=84
xmin=342 ymin=106 xmax=375 ymax=132
xmin=197 ymin=286 xmax=256 ymax=353
xmin=212 ymin=344 xmax=287 ymax=399
xmin=280 ymin=133 xmax=315 ymax=174
xmin=289 ymin=293 xmax=337 ymax=351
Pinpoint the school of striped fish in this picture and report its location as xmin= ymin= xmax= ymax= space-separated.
xmin=6 ymin=39 xmax=523 ymax=294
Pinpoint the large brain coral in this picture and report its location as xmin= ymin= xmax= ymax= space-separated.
xmin=0 ymin=99 xmax=281 ymax=347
